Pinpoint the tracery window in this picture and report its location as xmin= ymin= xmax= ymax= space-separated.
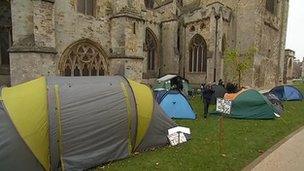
xmin=77 ymin=0 xmax=96 ymax=16
xmin=222 ymin=34 xmax=227 ymax=54
xmin=189 ymin=34 xmax=207 ymax=72
xmin=59 ymin=40 xmax=107 ymax=76
xmin=145 ymin=29 xmax=157 ymax=70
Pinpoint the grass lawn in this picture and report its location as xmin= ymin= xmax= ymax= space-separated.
xmin=100 ymin=84 xmax=304 ymax=170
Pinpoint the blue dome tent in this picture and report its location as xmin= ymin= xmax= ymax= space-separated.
xmin=269 ymin=85 xmax=303 ymax=101
xmin=155 ymin=90 xmax=196 ymax=119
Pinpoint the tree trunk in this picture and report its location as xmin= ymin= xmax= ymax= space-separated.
xmin=238 ymin=71 xmax=241 ymax=89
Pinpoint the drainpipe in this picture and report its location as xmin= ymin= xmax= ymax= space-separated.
xmin=182 ymin=22 xmax=186 ymax=78
xmin=177 ymin=22 xmax=181 ymax=76
xmin=160 ymin=22 xmax=163 ymax=76
xmin=214 ymin=14 xmax=220 ymax=82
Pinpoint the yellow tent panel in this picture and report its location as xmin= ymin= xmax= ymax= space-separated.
xmin=2 ymin=77 xmax=50 ymax=170
xmin=128 ymin=80 xmax=153 ymax=149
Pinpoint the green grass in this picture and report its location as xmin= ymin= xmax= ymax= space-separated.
xmin=99 ymin=84 xmax=304 ymax=171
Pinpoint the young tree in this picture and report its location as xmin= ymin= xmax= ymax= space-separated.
xmin=224 ymin=47 xmax=256 ymax=88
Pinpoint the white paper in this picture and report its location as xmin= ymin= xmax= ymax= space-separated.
xmin=168 ymin=126 xmax=191 ymax=135
xmin=216 ymin=98 xmax=232 ymax=114
xmin=167 ymin=132 xmax=187 ymax=146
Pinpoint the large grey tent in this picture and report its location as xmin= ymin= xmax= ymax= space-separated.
xmin=0 ymin=76 xmax=177 ymax=171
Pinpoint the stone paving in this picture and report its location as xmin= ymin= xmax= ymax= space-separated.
xmin=244 ymin=126 xmax=304 ymax=171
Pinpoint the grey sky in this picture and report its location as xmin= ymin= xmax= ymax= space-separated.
xmin=286 ymin=0 xmax=304 ymax=60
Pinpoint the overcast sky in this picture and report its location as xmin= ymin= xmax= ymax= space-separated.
xmin=286 ymin=0 xmax=304 ymax=60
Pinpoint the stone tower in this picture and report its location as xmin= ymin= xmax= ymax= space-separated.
xmin=9 ymin=0 xmax=56 ymax=85
xmin=284 ymin=49 xmax=295 ymax=81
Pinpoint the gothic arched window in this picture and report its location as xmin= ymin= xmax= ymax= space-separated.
xmin=145 ymin=28 xmax=157 ymax=70
xmin=59 ymin=40 xmax=107 ymax=76
xmin=288 ymin=58 xmax=293 ymax=68
xmin=77 ymin=0 xmax=96 ymax=16
xmin=222 ymin=34 xmax=227 ymax=54
xmin=189 ymin=34 xmax=207 ymax=72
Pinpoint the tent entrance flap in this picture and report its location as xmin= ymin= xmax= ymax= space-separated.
xmin=156 ymin=90 xmax=196 ymax=120
xmin=121 ymin=82 xmax=133 ymax=153
xmin=54 ymin=85 xmax=65 ymax=170
xmin=128 ymin=80 xmax=154 ymax=149
xmin=49 ymin=76 xmax=131 ymax=170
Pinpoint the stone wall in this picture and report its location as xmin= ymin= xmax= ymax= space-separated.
xmin=182 ymin=2 xmax=233 ymax=85
xmin=10 ymin=0 xmax=58 ymax=85
xmin=10 ymin=0 xmax=113 ymax=85
xmin=55 ymin=0 xmax=111 ymax=63
xmin=184 ymin=17 xmax=211 ymax=84
xmin=10 ymin=52 xmax=56 ymax=85
xmin=10 ymin=0 xmax=34 ymax=43
xmin=284 ymin=49 xmax=295 ymax=80
xmin=253 ymin=0 xmax=288 ymax=88
xmin=278 ymin=0 xmax=289 ymax=84
xmin=33 ymin=1 xmax=55 ymax=48
xmin=161 ymin=20 xmax=179 ymax=74
xmin=109 ymin=58 xmax=143 ymax=82
xmin=155 ymin=0 xmax=288 ymax=88
xmin=292 ymin=60 xmax=302 ymax=79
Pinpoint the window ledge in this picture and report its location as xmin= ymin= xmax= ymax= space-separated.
xmin=77 ymin=13 xmax=96 ymax=19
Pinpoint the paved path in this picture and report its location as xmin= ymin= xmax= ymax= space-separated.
xmin=244 ymin=126 xmax=304 ymax=171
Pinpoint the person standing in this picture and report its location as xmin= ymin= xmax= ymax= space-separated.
xmin=218 ymin=79 xmax=224 ymax=86
xmin=202 ymin=83 xmax=215 ymax=119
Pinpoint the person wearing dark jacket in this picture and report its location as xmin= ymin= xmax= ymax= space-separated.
xmin=218 ymin=79 xmax=224 ymax=86
xmin=202 ymin=84 xmax=215 ymax=118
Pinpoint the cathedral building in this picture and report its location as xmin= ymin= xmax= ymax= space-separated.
xmin=0 ymin=0 xmax=289 ymax=88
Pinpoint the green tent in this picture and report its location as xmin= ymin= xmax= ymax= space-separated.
xmin=224 ymin=89 xmax=281 ymax=119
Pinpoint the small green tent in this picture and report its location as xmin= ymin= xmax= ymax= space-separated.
xmin=223 ymin=89 xmax=281 ymax=119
